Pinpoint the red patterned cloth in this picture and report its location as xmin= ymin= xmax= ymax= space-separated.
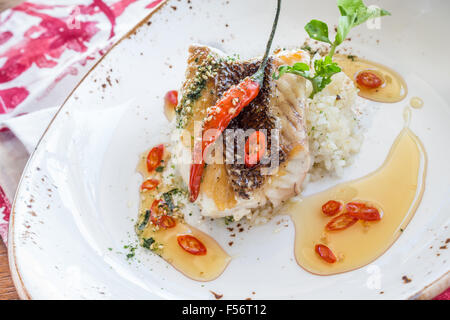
xmin=0 ymin=0 xmax=164 ymax=241
xmin=0 ymin=0 xmax=447 ymax=300
xmin=0 ymin=186 xmax=10 ymax=242
xmin=434 ymin=289 xmax=450 ymax=300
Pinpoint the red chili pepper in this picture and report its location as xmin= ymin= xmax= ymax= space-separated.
xmin=149 ymin=199 xmax=163 ymax=225
xmin=149 ymin=199 xmax=176 ymax=229
xmin=345 ymin=202 xmax=365 ymax=214
xmin=315 ymin=244 xmax=337 ymax=263
xmin=140 ymin=179 xmax=159 ymax=192
xmin=346 ymin=202 xmax=381 ymax=221
xmin=177 ymin=234 xmax=207 ymax=255
xmin=189 ymin=78 xmax=260 ymax=202
xmin=356 ymin=71 xmax=383 ymax=89
xmin=321 ymin=200 xmax=343 ymax=216
xmin=188 ymin=0 xmax=281 ymax=202
xmin=146 ymin=144 xmax=164 ymax=173
xmin=245 ymin=131 xmax=267 ymax=168
xmin=165 ymin=90 xmax=178 ymax=107
xmin=325 ymin=213 xmax=358 ymax=231
xmin=158 ymin=215 xmax=176 ymax=229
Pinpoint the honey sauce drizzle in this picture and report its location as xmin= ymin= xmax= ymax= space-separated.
xmin=334 ymin=55 xmax=408 ymax=103
xmin=136 ymin=151 xmax=230 ymax=281
xmin=285 ymin=109 xmax=427 ymax=275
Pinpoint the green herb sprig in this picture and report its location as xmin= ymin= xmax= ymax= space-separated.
xmin=274 ymin=56 xmax=341 ymax=98
xmin=273 ymin=0 xmax=390 ymax=98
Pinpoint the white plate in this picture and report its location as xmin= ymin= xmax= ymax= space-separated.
xmin=8 ymin=0 xmax=450 ymax=299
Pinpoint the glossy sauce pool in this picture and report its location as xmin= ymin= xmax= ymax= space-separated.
xmin=136 ymin=152 xmax=230 ymax=281
xmin=334 ymin=55 xmax=408 ymax=103
xmin=284 ymin=119 xmax=427 ymax=275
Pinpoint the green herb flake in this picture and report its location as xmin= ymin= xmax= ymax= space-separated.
xmin=126 ymin=245 xmax=137 ymax=259
xmin=138 ymin=210 xmax=150 ymax=231
xmin=162 ymin=188 xmax=182 ymax=213
xmin=142 ymin=237 xmax=155 ymax=250
xmin=224 ymin=216 xmax=234 ymax=225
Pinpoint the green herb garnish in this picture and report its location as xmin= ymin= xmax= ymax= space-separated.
xmin=137 ymin=210 xmax=150 ymax=231
xmin=162 ymin=188 xmax=182 ymax=213
xmin=142 ymin=237 xmax=155 ymax=249
xmin=273 ymin=0 xmax=390 ymax=98
xmin=224 ymin=216 xmax=234 ymax=225
xmin=274 ymin=56 xmax=341 ymax=98
xmin=126 ymin=245 xmax=137 ymax=259
xmin=155 ymin=166 xmax=165 ymax=172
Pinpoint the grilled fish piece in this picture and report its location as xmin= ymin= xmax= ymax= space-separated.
xmin=173 ymin=45 xmax=311 ymax=220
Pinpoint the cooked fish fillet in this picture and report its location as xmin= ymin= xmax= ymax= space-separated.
xmin=173 ymin=45 xmax=311 ymax=220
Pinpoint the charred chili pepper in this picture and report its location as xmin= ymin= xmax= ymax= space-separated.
xmin=189 ymin=0 xmax=282 ymax=202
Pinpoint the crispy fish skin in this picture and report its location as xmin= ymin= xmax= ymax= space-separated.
xmin=216 ymin=57 xmax=283 ymax=199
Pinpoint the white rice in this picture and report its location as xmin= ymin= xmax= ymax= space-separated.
xmin=306 ymin=71 xmax=363 ymax=181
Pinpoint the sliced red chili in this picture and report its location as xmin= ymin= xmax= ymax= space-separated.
xmin=149 ymin=199 xmax=163 ymax=225
xmin=356 ymin=71 xmax=383 ymax=89
xmin=346 ymin=202 xmax=381 ymax=221
xmin=315 ymin=244 xmax=337 ymax=263
xmin=140 ymin=179 xmax=159 ymax=192
xmin=158 ymin=215 xmax=176 ymax=229
xmin=146 ymin=144 xmax=164 ymax=173
xmin=321 ymin=200 xmax=343 ymax=216
xmin=325 ymin=213 xmax=358 ymax=231
xmin=177 ymin=234 xmax=207 ymax=255
xmin=165 ymin=90 xmax=178 ymax=107
xmin=245 ymin=131 xmax=267 ymax=168
xmin=345 ymin=202 xmax=366 ymax=214
xmin=149 ymin=199 xmax=176 ymax=229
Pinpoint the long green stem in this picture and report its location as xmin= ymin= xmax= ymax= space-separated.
xmin=252 ymin=0 xmax=282 ymax=85
xmin=327 ymin=42 xmax=338 ymax=58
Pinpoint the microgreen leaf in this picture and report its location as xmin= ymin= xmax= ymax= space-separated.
xmin=337 ymin=0 xmax=390 ymax=25
xmin=335 ymin=15 xmax=353 ymax=46
xmin=337 ymin=0 xmax=366 ymax=16
xmin=335 ymin=0 xmax=391 ymax=46
xmin=331 ymin=0 xmax=390 ymax=47
xmin=305 ymin=20 xmax=331 ymax=44
xmin=309 ymin=56 xmax=341 ymax=96
xmin=292 ymin=62 xmax=311 ymax=72
xmin=273 ymin=63 xmax=311 ymax=80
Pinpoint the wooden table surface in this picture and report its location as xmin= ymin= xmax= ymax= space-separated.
xmin=0 ymin=240 xmax=19 ymax=300
xmin=0 ymin=0 xmax=24 ymax=301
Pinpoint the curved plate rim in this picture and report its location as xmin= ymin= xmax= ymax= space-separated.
xmin=7 ymin=0 xmax=449 ymax=300
xmin=7 ymin=1 xmax=168 ymax=300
